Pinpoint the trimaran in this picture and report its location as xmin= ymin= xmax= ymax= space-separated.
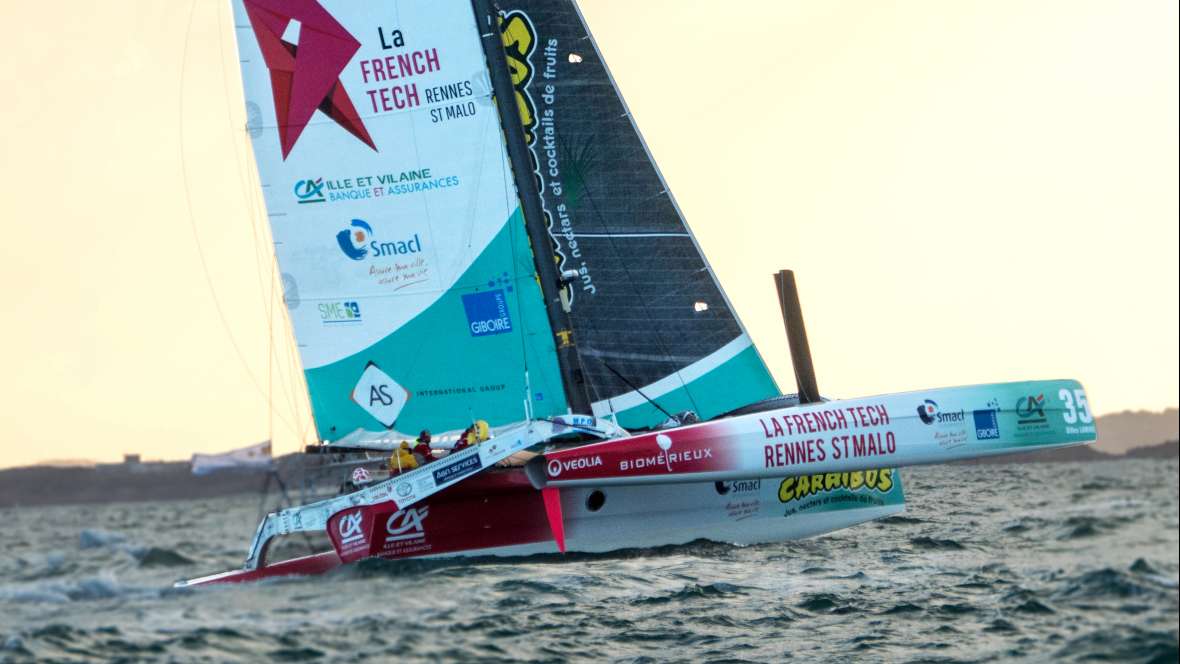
xmin=179 ymin=0 xmax=1096 ymax=586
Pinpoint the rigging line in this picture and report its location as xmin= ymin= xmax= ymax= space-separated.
xmin=268 ymin=232 xmax=277 ymax=447
xmin=215 ymin=0 xmax=306 ymax=432
xmin=178 ymin=0 xmax=300 ymax=437
xmin=220 ymin=1 xmax=302 ymax=441
xmin=280 ymin=301 xmax=316 ymax=445
xmin=601 ymin=362 xmax=676 ymax=421
xmin=215 ymin=0 xmax=272 ymax=314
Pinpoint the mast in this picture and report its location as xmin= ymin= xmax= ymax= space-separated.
xmin=774 ymin=269 xmax=821 ymax=404
xmin=471 ymin=0 xmax=592 ymax=415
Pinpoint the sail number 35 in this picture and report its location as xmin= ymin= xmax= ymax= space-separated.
xmin=1059 ymin=388 xmax=1093 ymax=424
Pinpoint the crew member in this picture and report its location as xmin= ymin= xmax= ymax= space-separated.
xmin=452 ymin=426 xmax=473 ymax=453
xmin=412 ymin=430 xmax=433 ymax=465
xmin=390 ymin=441 xmax=419 ymax=474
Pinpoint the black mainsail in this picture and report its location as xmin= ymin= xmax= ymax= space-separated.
xmin=489 ymin=1 xmax=780 ymax=427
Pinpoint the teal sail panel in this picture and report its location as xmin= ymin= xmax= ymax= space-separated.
xmin=230 ymin=0 xmax=566 ymax=439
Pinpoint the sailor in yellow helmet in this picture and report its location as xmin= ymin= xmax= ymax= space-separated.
xmin=473 ymin=420 xmax=490 ymax=443
xmin=389 ymin=441 xmax=419 ymax=474
xmin=451 ymin=420 xmax=491 ymax=453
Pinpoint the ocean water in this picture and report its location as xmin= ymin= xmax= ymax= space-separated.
xmin=0 ymin=460 xmax=1176 ymax=663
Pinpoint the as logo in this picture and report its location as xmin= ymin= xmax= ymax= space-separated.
xmin=242 ymin=0 xmax=376 ymax=158
xmin=294 ymin=178 xmax=325 ymax=204
xmin=336 ymin=219 xmax=372 ymax=260
xmin=351 ymin=362 xmax=409 ymax=428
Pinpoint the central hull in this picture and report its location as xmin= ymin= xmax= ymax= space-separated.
xmin=181 ymin=467 xmax=905 ymax=586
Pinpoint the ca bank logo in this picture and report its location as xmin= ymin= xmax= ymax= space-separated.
xmin=1015 ymin=393 xmax=1047 ymax=424
xmin=336 ymin=219 xmax=373 ymax=260
xmin=294 ymin=178 xmax=325 ymax=204
xmin=337 ymin=510 xmax=365 ymax=545
xmin=385 ymin=506 xmax=429 ymax=542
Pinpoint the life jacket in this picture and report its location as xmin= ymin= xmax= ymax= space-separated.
xmin=390 ymin=443 xmax=419 ymax=473
xmin=473 ymin=420 xmax=490 ymax=442
xmin=412 ymin=442 xmax=433 ymax=463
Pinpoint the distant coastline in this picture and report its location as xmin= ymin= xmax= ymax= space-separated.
xmin=2 ymin=409 xmax=1175 ymax=509
xmin=0 ymin=441 xmax=1174 ymax=510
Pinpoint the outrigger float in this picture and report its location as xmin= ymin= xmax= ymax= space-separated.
xmin=180 ymin=0 xmax=1095 ymax=587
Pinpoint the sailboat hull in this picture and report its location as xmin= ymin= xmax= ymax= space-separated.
xmin=179 ymin=467 xmax=904 ymax=586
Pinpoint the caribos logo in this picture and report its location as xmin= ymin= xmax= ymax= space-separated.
xmin=294 ymin=178 xmax=325 ymax=204
xmin=1016 ymin=394 xmax=1047 ymax=424
xmin=778 ymin=469 xmax=895 ymax=504
xmin=336 ymin=219 xmax=423 ymax=262
xmin=385 ymin=506 xmax=429 ymax=542
xmin=242 ymin=0 xmax=376 ymax=159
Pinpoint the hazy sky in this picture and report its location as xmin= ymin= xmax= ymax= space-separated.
xmin=0 ymin=1 xmax=1176 ymax=469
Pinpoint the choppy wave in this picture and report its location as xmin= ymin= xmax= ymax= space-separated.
xmin=0 ymin=460 xmax=1176 ymax=662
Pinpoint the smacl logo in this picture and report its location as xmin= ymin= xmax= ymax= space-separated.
xmin=714 ymin=479 xmax=761 ymax=496
xmin=917 ymin=399 xmax=966 ymax=425
xmin=336 ymin=218 xmax=422 ymax=261
xmin=461 ymin=290 xmax=513 ymax=337
xmin=294 ymin=178 xmax=326 ymax=204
